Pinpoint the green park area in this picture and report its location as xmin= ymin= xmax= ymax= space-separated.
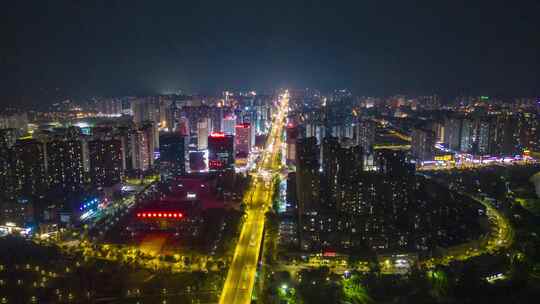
xmin=0 ymin=236 xmax=224 ymax=303
xmin=514 ymin=171 xmax=540 ymax=216
xmin=515 ymin=197 xmax=540 ymax=216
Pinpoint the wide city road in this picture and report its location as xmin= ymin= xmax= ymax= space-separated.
xmin=220 ymin=92 xmax=288 ymax=304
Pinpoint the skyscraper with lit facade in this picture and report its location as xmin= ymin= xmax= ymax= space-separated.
xmin=208 ymin=132 xmax=235 ymax=171
xmin=235 ymin=123 xmax=252 ymax=159
xmin=221 ymin=115 xmax=236 ymax=135
xmin=197 ymin=118 xmax=211 ymax=150
xmin=159 ymin=133 xmax=188 ymax=177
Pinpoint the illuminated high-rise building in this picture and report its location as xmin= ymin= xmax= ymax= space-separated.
xmin=490 ymin=114 xmax=518 ymax=155
xmin=221 ymin=115 xmax=236 ymax=135
xmin=131 ymin=98 xmax=158 ymax=125
xmin=96 ymin=98 xmax=122 ymax=116
xmin=159 ymin=133 xmax=188 ymax=177
xmin=0 ymin=145 xmax=14 ymax=199
xmin=334 ymin=143 xmax=363 ymax=214
xmin=88 ymin=139 xmax=123 ymax=187
xmin=459 ymin=118 xmax=474 ymax=153
xmin=443 ymin=116 xmax=462 ymax=151
xmin=516 ymin=112 xmax=539 ymax=152
xmin=296 ymin=137 xmax=320 ymax=215
xmin=235 ymin=123 xmax=252 ymax=159
xmin=46 ymin=139 xmax=85 ymax=192
xmin=0 ymin=112 xmax=28 ymax=134
xmin=12 ymin=139 xmax=47 ymax=197
xmin=321 ymin=137 xmax=364 ymax=211
xmin=131 ymin=127 xmax=153 ymax=172
xmin=321 ymin=137 xmax=340 ymax=208
xmin=411 ymin=127 xmax=436 ymax=161
xmin=477 ymin=118 xmax=491 ymax=155
xmin=295 ymin=137 xmax=321 ymax=250
xmin=197 ymin=118 xmax=211 ymax=150
xmin=208 ymin=132 xmax=235 ymax=171
xmin=178 ymin=116 xmax=190 ymax=136
xmin=158 ymin=96 xmax=175 ymax=132
xmin=285 ymin=124 xmax=299 ymax=165
xmin=356 ymin=119 xmax=376 ymax=153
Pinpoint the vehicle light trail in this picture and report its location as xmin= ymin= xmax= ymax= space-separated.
xmin=219 ymin=91 xmax=288 ymax=304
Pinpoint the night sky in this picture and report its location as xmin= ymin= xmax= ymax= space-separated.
xmin=2 ymin=0 xmax=540 ymax=105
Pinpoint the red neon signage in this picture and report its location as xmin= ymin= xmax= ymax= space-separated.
xmin=323 ymin=251 xmax=337 ymax=257
xmin=209 ymin=160 xmax=224 ymax=168
xmin=235 ymin=123 xmax=250 ymax=129
xmin=136 ymin=212 xmax=184 ymax=219
xmin=210 ymin=132 xmax=225 ymax=138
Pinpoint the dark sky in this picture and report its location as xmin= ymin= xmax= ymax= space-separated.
xmin=2 ymin=0 xmax=540 ymax=105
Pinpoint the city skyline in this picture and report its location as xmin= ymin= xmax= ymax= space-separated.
xmin=2 ymin=2 xmax=540 ymax=303
xmin=0 ymin=87 xmax=539 ymax=303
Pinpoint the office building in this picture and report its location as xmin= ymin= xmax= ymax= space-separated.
xmin=197 ymin=118 xmax=211 ymax=150
xmin=208 ymin=132 xmax=235 ymax=171
xmin=285 ymin=124 xmax=299 ymax=165
xmin=235 ymin=123 xmax=252 ymax=159
xmin=159 ymin=133 xmax=188 ymax=176
xmin=221 ymin=115 xmax=236 ymax=135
